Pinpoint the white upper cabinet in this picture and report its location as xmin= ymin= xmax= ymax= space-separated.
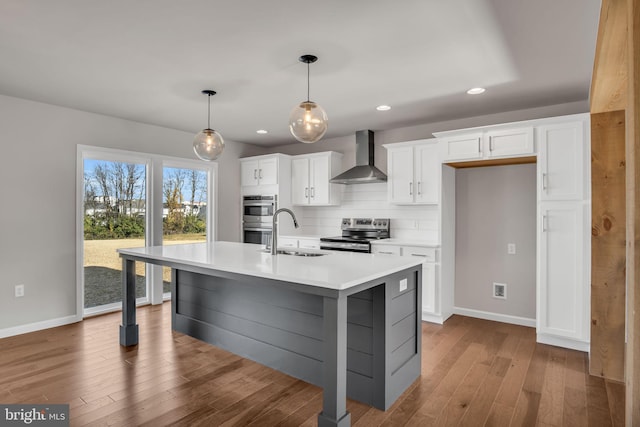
xmin=440 ymin=133 xmax=484 ymax=161
xmin=538 ymin=120 xmax=585 ymax=201
xmin=485 ymin=127 xmax=535 ymax=158
xmin=385 ymin=139 xmax=439 ymax=205
xmin=387 ymin=146 xmax=414 ymax=204
xmin=438 ymin=127 xmax=534 ymax=162
xmin=240 ymin=156 xmax=279 ymax=187
xmin=291 ymin=151 xmax=343 ymax=206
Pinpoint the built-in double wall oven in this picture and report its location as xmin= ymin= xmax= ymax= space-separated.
xmin=242 ymin=195 xmax=276 ymax=245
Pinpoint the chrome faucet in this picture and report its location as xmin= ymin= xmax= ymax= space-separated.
xmin=271 ymin=208 xmax=299 ymax=255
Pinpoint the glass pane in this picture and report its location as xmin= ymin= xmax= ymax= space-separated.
xmin=162 ymin=167 xmax=208 ymax=294
xmin=83 ymin=159 xmax=146 ymax=309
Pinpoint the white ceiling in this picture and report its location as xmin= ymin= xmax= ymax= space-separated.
xmin=0 ymin=0 xmax=600 ymax=146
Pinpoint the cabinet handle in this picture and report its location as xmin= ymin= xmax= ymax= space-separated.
xmin=254 ymin=169 xmax=257 ymax=180
xmin=478 ymin=139 xmax=481 ymax=153
xmin=542 ymin=173 xmax=548 ymax=190
xmin=411 ymin=253 xmax=427 ymax=257
xmin=542 ymin=215 xmax=548 ymax=232
xmin=409 ymin=182 xmax=413 ymax=196
xmin=311 ymin=187 xmax=315 ymax=198
xmin=259 ymin=169 xmax=263 ymax=179
xmin=305 ymin=187 xmax=309 ymax=198
xmin=489 ymin=138 xmax=493 ymax=152
xmin=417 ymin=181 xmax=421 ymax=195
xmin=378 ymin=251 xmax=394 ymax=255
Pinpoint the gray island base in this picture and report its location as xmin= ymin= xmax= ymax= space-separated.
xmin=118 ymin=242 xmax=423 ymax=427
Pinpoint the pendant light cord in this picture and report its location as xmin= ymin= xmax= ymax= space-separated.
xmin=307 ymin=62 xmax=310 ymax=102
xmin=207 ymin=94 xmax=211 ymax=129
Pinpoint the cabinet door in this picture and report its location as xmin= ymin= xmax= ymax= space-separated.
xmin=414 ymin=144 xmax=439 ymax=204
xmin=309 ymin=155 xmax=330 ymax=205
xmin=538 ymin=121 xmax=584 ymax=201
xmin=258 ymin=157 xmax=278 ymax=185
xmin=441 ymin=133 xmax=483 ymax=161
xmin=538 ymin=203 xmax=585 ymax=340
xmin=387 ymin=147 xmax=415 ymax=204
xmin=291 ymin=158 xmax=310 ymax=205
xmin=422 ymin=262 xmax=437 ymax=315
xmin=485 ymin=127 xmax=534 ymax=158
xmin=241 ymin=160 xmax=260 ymax=186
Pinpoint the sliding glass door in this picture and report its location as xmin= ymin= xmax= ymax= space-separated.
xmin=78 ymin=146 xmax=217 ymax=316
xmin=83 ymin=158 xmax=148 ymax=313
xmin=161 ymin=165 xmax=209 ymax=296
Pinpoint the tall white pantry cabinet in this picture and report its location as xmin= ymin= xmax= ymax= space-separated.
xmin=432 ymin=113 xmax=591 ymax=352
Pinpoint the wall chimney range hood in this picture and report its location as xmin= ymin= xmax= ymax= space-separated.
xmin=330 ymin=130 xmax=387 ymax=184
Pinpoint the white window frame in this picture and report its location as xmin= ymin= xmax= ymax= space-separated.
xmin=76 ymin=145 xmax=218 ymax=318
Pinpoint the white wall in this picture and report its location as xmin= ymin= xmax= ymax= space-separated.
xmin=454 ymin=164 xmax=537 ymax=319
xmin=0 ymin=94 xmax=264 ymax=332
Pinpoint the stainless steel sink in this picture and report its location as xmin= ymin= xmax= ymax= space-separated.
xmin=261 ymin=249 xmax=327 ymax=257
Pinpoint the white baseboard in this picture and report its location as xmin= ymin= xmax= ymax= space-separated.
xmin=422 ymin=312 xmax=444 ymax=324
xmin=452 ymin=306 xmax=536 ymax=328
xmin=0 ymin=314 xmax=81 ymax=339
xmin=422 ymin=310 xmax=455 ymax=325
xmin=537 ymin=333 xmax=589 ymax=352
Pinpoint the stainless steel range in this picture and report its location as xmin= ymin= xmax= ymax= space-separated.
xmin=320 ymin=218 xmax=390 ymax=253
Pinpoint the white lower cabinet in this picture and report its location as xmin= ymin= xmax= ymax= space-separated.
xmin=538 ymin=202 xmax=589 ymax=348
xmin=372 ymin=244 xmax=444 ymax=323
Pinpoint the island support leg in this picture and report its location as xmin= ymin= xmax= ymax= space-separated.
xmin=119 ymin=258 xmax=139 ymax=346
xmin=318 ymin=295 xmax=351 ymax=427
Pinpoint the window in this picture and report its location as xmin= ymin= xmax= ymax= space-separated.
xmin=77 ymin=146 xmax=216 ymax=317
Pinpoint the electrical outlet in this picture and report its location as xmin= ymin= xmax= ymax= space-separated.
xmin=507 ymin=243 xmax=516 ymax=255
xmin=399 ymin=278 xmax=407 ymax=292
xmin=493 ymin=282 xmax=507 ymax=299
xmin=15 ymin=284 xmax=24 ymax=298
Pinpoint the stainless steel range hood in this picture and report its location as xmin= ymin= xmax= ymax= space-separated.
xmin=330 ymin=130 xmax=387 ymax=184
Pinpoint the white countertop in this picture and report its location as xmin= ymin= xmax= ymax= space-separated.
xmin=118 ymin=241 xmax=423 ymax=291
xmin=371 ymin=239 xmax=440 ymax=248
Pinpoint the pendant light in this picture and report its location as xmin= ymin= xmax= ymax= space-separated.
xmin=193 ymin=90 xmax=224 ymax=161
xmin=289 ymin=54 xmax=328 ymax=143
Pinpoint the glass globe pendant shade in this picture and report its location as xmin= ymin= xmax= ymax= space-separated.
xmin=289 ymin=101 xmax=328 ymax=143
xmin=193 ymin=128 xmax=224 ymax=161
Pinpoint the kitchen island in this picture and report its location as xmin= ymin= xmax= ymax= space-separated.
xmin=117 ymin=242 xmax=423 ymax=427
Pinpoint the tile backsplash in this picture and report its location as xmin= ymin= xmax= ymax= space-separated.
xmin=294 ymin=183 xmax=439 ymax=242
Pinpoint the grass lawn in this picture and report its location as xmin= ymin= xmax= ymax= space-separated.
xmin=83 ymin=234 xmax=206 ymax=308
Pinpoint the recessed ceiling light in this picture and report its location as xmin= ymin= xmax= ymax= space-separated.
xmin=467 ymin=87 xmax=486 ymax=95
xmin=376 ymin=105 xmax=391 ymax=111
xmin=256 ymin=129 xmax=268 ymax=134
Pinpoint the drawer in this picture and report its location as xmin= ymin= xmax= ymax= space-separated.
xmin=372 ymin=245 xmax=401 ymax=256
xmin=278 ymin=237 xmax=298 ymax=248
xmin=298 ymin=238 xmax=320 ymax=250
xmin=401 ymin=246 xmax=437 ymax=262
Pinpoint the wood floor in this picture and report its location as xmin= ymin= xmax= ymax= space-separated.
xmin=0 ymin=303 xmax=624 ymax=426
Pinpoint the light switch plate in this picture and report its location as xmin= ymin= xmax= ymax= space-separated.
xmin=399 ymin=278 xmax=407 ymax=292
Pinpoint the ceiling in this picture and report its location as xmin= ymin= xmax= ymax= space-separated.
xmin=0 ymin=0 xmax=601 ymax=147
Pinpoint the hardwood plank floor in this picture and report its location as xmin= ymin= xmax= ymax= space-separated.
xmin=0 ymin=304 xmax=624 ymax=426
